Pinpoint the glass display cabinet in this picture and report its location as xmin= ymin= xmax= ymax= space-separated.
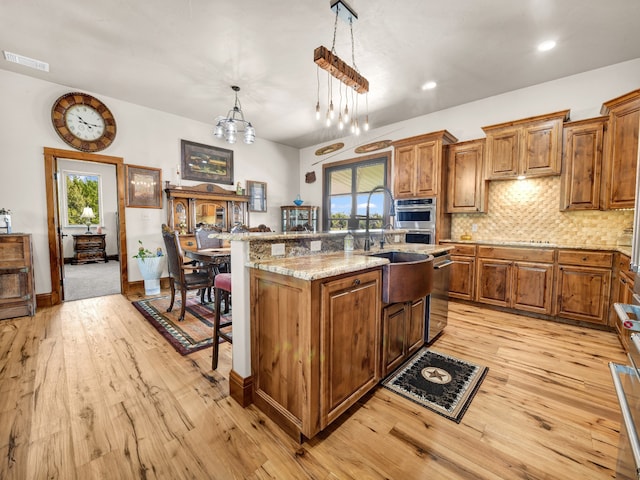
xmin=281 ymin=205 xmax=319 ymax=232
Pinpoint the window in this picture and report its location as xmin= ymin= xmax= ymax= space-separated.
xmin=62 ymin=170 xmax=103 ymax=228
xmin=323 ymin=153 xmax=390 ymax=231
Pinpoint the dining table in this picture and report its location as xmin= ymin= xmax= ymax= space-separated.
xmin=184 ymin=247 xmax=231 ymax=273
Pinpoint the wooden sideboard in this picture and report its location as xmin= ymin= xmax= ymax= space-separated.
xmin=72 ymin=233 xmax=107 ymax=264
xmin=0 ymin=234 xmax=36 ymax=320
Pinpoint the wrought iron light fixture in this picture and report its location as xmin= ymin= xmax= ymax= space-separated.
xmin=214 ymin=86 xmax=256 ymax=145
xmin=314 ymin=0 xmax=369 ymax=135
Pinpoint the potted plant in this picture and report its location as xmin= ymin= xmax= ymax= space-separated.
xmin=133 ymin=240 xmax=165 ymax=295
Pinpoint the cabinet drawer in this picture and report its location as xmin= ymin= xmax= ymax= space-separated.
xmin=449 ymin=244 xmax=476 ymax=256
xmin=557 ymin=250 xmax=613 ymax=267
xmin=616 ymin=254 xmax=632 ymax=273
xmin=477 ymin=246 xmax=555 ymax=263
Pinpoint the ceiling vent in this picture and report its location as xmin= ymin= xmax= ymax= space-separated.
xmin=3 ymin=51 xmax=49 ymax=72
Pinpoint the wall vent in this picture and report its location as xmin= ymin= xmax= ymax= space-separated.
xmin=3 ymin=51 xmax=49 ymax=72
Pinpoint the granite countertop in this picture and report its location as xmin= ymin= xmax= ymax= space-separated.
xmin=440 ymin=239 xmax=632 ymax=256
xmin=247 ymin=243 xmax=453 ymax=281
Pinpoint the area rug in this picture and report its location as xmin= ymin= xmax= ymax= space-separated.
xmin=382 ymin=348 xmax=488 ymax=423
xmin=132 ymin=294 xmax=230 ymax=355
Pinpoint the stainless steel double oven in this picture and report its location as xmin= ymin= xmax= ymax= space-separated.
xmin=394 ymin=197 xmax=436 ymax=244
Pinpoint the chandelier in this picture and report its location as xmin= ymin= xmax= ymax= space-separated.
xmin=314 ymin=0 xmax=369 ymax=135
xmin=214 ymin=85 xmax=256 ymax=145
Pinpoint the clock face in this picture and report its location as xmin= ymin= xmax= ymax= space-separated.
xmin=51 ymin=92 xmax=117 ymax=152
xmin=65 ymin=104 xmax=106 ymax=141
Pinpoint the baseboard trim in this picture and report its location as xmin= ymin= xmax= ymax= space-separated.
xmin=229 ymin=369 xmax=253 ymax=407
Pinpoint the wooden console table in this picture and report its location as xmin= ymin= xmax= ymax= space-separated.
xmin=72 ymin=233 xmax=107 ymax=265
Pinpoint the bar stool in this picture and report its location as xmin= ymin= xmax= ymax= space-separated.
xmin=213 ymin=272 xmax=232 ymax=369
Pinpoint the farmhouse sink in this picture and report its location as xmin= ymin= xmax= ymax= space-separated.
xmin=368 ymin=251 xmax=434 ymax=303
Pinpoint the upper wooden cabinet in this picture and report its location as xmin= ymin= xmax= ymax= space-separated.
xmin=560 ymin=116 xmax=607 ymax=211
xmin=392 ymin=130 xmax=457 ymax=198
xmin=165 ymin=183 xmax=248 ymax=234
xmin=600 ymin=89 xmax=640 ymax=209
xmin=482 ymin=110 xmax=570 ymax=180
xmin=446 ymin=139 xmax=488 ymax=213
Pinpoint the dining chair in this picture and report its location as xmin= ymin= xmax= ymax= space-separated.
xmin=161 ymin=226 xmax=214 ymax=321
xmin=195 ymin=226 xmax=229 ymax=276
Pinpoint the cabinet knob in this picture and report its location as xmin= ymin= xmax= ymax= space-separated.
xmin=187 ymin=241 xmax=194 ymax=246
xmin=353 ymin=278 xmax=361 ymax=286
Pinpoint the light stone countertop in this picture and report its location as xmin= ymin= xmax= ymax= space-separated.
xmin=247 ymin=244 xmax=453 ymax=281
xmin=440 ymin=239 xmax=632 ymax=257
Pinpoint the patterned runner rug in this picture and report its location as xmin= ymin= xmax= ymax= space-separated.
xmin=382 ymin=348 xmax=488 ymax=423
xmin=132 ymin=294 xmax=230 ymax=355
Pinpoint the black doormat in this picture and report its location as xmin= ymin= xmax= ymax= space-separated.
xmin=382 ymin=348 xmax=488 ymax=423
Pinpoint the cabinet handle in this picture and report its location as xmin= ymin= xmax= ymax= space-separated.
xmin=353 ymin=278 xmax=361 ymax=286
xmin=187 ymin=241 xmax=194 ymax=246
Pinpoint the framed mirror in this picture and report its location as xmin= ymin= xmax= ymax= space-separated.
xmin=247 ymin=180 xmax=267 ymax=212
xmin=196 ymin=200 xmax=226 ymax=229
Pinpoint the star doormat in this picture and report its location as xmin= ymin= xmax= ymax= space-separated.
xmin=132 ymin=294 xmax=230 ymax=355
xmin=382 ymin=348 xmax=488 ymax=423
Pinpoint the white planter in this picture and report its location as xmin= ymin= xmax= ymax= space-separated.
xmin=137 ymin=256 xmax=165 ymax=295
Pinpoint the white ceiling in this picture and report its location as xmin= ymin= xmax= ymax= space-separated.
xmin=2 ymin=0 xmax=640 ymax=149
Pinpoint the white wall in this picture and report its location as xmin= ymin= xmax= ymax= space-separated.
xmin=298 ymin=58 xmax=640 ymax=218
xmin=0 ymin=69 xmax=299 ymax=294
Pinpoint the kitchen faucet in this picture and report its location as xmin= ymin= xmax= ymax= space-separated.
xmin=364 ymin=186 xmax=395 ymax=251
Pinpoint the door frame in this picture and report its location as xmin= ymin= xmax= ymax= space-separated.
xmin=44 ymin=147 xmax=129 ymax=304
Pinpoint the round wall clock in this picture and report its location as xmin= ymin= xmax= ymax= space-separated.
xmin=51 ymin=92 xmax=117 ymax=152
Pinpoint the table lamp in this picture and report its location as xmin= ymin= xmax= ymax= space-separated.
xmin=80 ymin=206 xmax=95 ymax=234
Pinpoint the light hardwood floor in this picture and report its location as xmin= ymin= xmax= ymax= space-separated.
xmin=0 ymin=294 xmax=628 ymax=479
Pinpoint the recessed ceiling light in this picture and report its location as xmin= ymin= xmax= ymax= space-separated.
xmin=421 ymin=81 xmax=437 ymax=91
xmin=537 ymin=40 xmax=556 ymax=52
xmin=3 ymin=50 xmax=49 ymax=72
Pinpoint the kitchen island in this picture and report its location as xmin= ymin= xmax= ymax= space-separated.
xmin=246 ymin=241 xmax=451 ymax=441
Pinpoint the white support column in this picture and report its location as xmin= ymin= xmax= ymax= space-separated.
xmin=230 ymin=239 xmax=251 ymax=377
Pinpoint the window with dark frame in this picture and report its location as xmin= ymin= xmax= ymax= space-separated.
xmin=322 ymin=153 xmax=390 ymax=231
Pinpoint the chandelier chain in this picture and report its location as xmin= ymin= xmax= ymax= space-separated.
xmin=350 ymin=19 xmax=359 ymax=73
xmin=331 ymin=8 xmax=339 ymax=54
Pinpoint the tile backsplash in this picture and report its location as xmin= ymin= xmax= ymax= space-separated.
xmin=450 ymin=176 xmax=634 ymax=246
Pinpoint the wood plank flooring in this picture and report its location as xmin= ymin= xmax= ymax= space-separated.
xmin=0 ymin=294 xmax=629 ymax=479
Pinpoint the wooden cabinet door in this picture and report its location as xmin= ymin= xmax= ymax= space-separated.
xmin=603 ymin=99 xmax=640 ymax=209
xmin=476 ymin=258 xmax=511 ymax=307
xmin=0 ymin=234 xmax=35 ymax=319
xmin=560 ymin=118 xmax=605 ymax=211
xmin=522 ymin=119 xmax=562 ymax=177
xmin=406 ymin=297 xmax=426 ymax=356
xmin=449 ymin=255 xmax=476 ymax=301
xmin=446 ymin=140 xmax=487 ymax=213
xmin=485 ymin=127 xmax=520 ymax=179
xmin=415 ymin=141 xmax=439 ymax=196
xmin=511 ymin=261 xmax=554 ymax=315
xmin=321 ymin=270 xmax=380 ymax=427
xmin=393 ymin=145 xmax=416 ymax=198
xmin=382 ymin=302 xmax=406 ymax=378
xmin=614 ymin=272 xmax=635 ymax=351
xmin=555 ymin=265 xmax=611 ymax=325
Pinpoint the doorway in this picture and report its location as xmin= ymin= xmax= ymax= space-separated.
xmin=44 ymin=148 xmax=129 ymax=304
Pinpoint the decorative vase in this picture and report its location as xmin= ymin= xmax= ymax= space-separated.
xmin=293 ymin=195 xmax=304 ymax=206
xmin=137 ymin=256 xmax=165 ymax=295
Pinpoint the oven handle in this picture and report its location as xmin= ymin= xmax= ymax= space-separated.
xmin=609 ymin=362 xmax=640 ymax=473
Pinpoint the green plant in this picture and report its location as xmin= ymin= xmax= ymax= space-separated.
xmin=132 ymin=240 xmax=158 ymax=260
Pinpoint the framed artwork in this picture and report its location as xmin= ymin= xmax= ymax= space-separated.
xmin=247 ymin=180 xmax=267 ymax=212
xmin=181 ymin=139 xmax=234 ymax=185
xmin=125 ymin=165 xmax=162 ymax=208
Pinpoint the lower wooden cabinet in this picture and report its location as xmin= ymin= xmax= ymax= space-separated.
xmin=0 ymin=234 xmax=36 ymax=320
xmin=250 ymin=267 xmax=381 ymax=440
xmin=449 ymin=244 xmax=477 ymax=301
xmin=611 ymin=253 xmax=635 ymax=350
xmin=476 ymin=246 xmax=555 ymax=315
xmin=381 ymin=297 xmax=425 ymax=378
xmin=555 ymin=250 xmax=612 ymax=325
